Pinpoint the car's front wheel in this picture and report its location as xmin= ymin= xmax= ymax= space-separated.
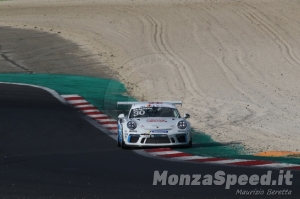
xmin=188 ymin=140 xmax=192 ymax=148
xmin=186 ymin=137 xmax=192 ymax=148
xmin=117 ymin=136 xmax=121 ymax=147
xmin=120 ymin=131 xmax=129 ymax=149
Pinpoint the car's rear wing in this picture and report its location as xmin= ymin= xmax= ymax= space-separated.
xmin=117 ymin=101 xmax=182 ymax=106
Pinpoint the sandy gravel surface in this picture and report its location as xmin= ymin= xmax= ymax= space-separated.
xmin=1 ymin=0 xmax=300 ymax=153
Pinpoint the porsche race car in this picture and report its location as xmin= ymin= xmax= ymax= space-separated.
xmin=117 ymin=101 xmax=192 ymax=149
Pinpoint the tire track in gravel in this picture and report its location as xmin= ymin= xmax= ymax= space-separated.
xmin=228 ymin=3 xmax=300 ymax=119
xmin=185 ymin=3 xmax=297 ymax=130
xmin=193 ymin=2 xmax=299 ymax=119
xmin=129 ymin=10 xmax=210 ymax=128
xmin=191 ymin=22 xmax=257 ymax=125
xmin=143 ymin=15 xmax=185 ymax=97
xmin=257 ymin=2 xmax=300 ymax=67
xmin=224 ymin=3 xmax=296 ymax=98
xmin=0 ymin=44 xmax=31 ymax=72
xmin=113 ymin=12 xmax=178 ymax=97
xmin=161 ymin=15 xmax=206 ymax=98
xmin=223 ymin=3 xmax=300 ymax=139
xmin=209 ymin=4 xmax=268 ymax=82
xmin=142 ymin=14 xmax=205 ymax=98
xmin=239 ymin=3 xmax=300 ymax=68
xmin=262 ymin=1 xmax=300 ymax=29
xmin=190 ymin=5 xmax=263 ymax=111
xmin=227 ymin=3 xmax=300 ymax=119
xmin=166 ymin=5 xmax=260 ymax=129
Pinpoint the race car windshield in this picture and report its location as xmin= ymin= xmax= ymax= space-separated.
xmin=129 ymin=107 xmax=180 ymax=118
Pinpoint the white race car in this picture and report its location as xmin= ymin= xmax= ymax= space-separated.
xmin=117 ymin=101 xmax=192 ymax=149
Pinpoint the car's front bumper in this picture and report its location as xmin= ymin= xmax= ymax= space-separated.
xmin=123 ymin=133 xmax=191 ymax=147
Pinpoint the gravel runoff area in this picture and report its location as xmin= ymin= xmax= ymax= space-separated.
xmin=1 ymin=0 xmax=300 ymax=154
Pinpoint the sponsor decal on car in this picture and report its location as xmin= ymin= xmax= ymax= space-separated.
xmin=150 ymin=134 xmax=168 ymax=138
xmin=150 ymin=130 xmax=168 ymax=133
xmin=142 ymin=103 xmax=163 ymax=108
xmin=147 ymin=119 xmax=167 ymax=122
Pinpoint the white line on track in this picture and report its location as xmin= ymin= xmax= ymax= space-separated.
xmin=208 ymin=159 xmax=249 ymax=164
xmin=61 ymin=94 xmax=81 ymax=98
xmin=96 ymin=119 xmax=117 ymax=122
xmin=81 ymin=109 xmax=100 ymax=113
xmin=67 ymin=100 xmax=88 ymax=104
xmin=101 ymin=124 xmax=118 ymax=128
xmin=170 ymin=156 xmax=212 ymax=160
xmin=88 ymin=114 xmax=108 ymax=118
xmin=254 ymin=163 xmax=299 ymax=168
xmin=75 ymin=104 xmax=95 ymax=108
xmin=149 ymin=151 xmax=184 ymax=155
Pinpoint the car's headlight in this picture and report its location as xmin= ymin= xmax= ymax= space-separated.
xmin=127 ymin=121 xmax=137 ymax=130
xmin=177 ymin=120 xmax=187 ymax=129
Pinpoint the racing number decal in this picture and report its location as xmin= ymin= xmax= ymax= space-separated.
xmin=133 ymin=109 xmax=145 ymax=117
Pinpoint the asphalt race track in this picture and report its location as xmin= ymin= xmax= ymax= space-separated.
xmin=0 ymin=83 xmax=299 ymax=199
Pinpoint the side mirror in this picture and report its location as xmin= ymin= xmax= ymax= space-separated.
xmin=118 ymin=114 xmax=125 ymax=119
xmin=184 ymin=113 xmax=190 ymax=119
